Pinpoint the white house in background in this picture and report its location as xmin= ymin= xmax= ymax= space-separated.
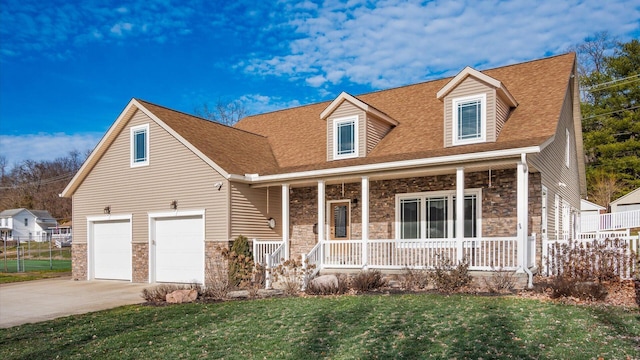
xmin=580 ymin=199 xmax=606 ymax=233
xmin=611 ymin=187 xmax=640 ymax=213
xmin=581 ymin=199 xmax=605 ymax=218
xmin=0 ymin=208 xmax=59 ymax=242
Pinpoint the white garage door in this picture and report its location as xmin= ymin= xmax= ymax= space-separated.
xmin=155 ymin=215 xmax=204 ymax=284
xmin=93 ymin=219 xmax=131 ymax=280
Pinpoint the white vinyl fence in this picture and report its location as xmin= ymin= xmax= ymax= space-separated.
xmin=542 ymin=235 xmax=639 ymax=279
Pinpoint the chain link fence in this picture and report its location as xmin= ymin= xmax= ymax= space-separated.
xmin=1 ymin=237 xmax=71 ymax=273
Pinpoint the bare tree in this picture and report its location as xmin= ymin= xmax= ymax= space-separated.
xmin=0 ymin=151 xmax=85 ymax=221
xmin=569 ymin=31 xmax=617 ymax=78
xmin=193 ymin=98 xmax=248 ymax=126
xmin=587 ymin=169 xmax=624 ymax=211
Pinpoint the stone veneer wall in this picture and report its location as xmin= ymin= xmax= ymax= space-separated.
xmin=132 ymin=243 xmax=148 ymax=282
xmin=290 ymin=186 xmax=319 ymax=258
xmin=204 ymin=241 xmax=228 ymax=287
xmin=288 ymin=169 xmax=544 ymax=263
xmin=72 ymin=243 xmax=87 ymax=280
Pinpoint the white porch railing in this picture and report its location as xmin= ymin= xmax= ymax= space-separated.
xmin=312 ymin=237 xmax=522 ymax=271
xmin=576 ymin=230 xmax=630 ymax=240
xmin=581 ymin=209 xmax=640 ymax=232
xmin=253 ymin=239 xmax=286 ymax=289
xmin=252 ymin=239 xmax=284 ymax=266
xmin=542 ymin=235 xmax=639 ymax=279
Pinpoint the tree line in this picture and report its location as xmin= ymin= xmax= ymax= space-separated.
xmin=574 ymin=34 xmax=640 ymax=209
xmin=0 ymin=151 xmax=85 ymax=222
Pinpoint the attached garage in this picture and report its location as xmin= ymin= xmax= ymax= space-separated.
xmin=90 ymin=217 xmax=132 ymax=281
xmin=150 ymin=211 xmax=205 ymax=284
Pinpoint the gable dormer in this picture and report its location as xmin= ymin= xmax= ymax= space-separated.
xmin=321 ymin=92 xmax=398 ymax=161
xmin=437 ymin=67 xmax=517 ymax=147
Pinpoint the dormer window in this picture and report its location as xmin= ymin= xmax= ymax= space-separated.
xmin=333 ymin=116 xmax=358 ymax=159
xmin=452 ymin=94 xmax=486 ymax=145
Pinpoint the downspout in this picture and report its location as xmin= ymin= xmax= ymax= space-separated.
xmin=521 ymin=153 xmax=533 ymax=288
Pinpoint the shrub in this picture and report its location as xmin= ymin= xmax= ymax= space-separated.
xmin=142 ymin=284 xmax=194 ymax=302
xmin=401 ymin=267 xmax=429 ymax=290
xmin=305 ymin=274 xmax=349 ymax=295
xmin=218 ymin=236 xmax=254 ymax=288
xmin=201 ymin=258 xmax=230 ymax=300
xmin=550 ymin=276 xmax=608 ymax=301
xmin=272 ymin=257 xmax=315 ymax=296
xmin=545 ymin=238 xmax=637 ymax=300
xmin=546 ymin=238 xmax=636 ymax=283
xmin=429 ymin=256 xmax=472 ymax=293
xmin=352 ymin=269 xmax=387 ymax=292
xmin=484 ymin=268 xmax=517 ymax=293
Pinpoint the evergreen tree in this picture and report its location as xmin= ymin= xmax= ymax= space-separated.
xmin=580 ymin=38 xmax=640 ymax=205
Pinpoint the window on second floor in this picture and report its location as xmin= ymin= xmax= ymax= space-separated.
xmin=452 ymin=94 xmax=486 ymax=145
xmin=131 ymin=124 xmax=149 ymax=167
xmin=333 ymin=116 xmax=358 ymax=159
xmin=24 ymin=218 xmax=28 ymax=227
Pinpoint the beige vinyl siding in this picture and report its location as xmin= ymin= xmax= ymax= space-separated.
xmin=327 ymin=101 xmax=365 ymax=161
xmin=73 ymin=109 xmax=229 ymax=245
xmin=495 ymin=94 xmax=510 ymax=136
xmin=230 ymin=183 xmax=282 ymax=240
xmin=366 ymin=116 xmax=392 ymax=154
xmin=444 ymin=77 xmax=496 ymax=147
xmin=529 ymin=86 xmax=581 ymax=238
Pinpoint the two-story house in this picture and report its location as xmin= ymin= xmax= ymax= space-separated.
xmin=62 ymin=53 xmax=585 ymax=285
xmin=0 ymin=208 xmax=59 ymax=242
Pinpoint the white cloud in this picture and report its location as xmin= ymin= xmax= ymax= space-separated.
xmin=241 ymin=0 xmax=640 ymax=89
xmin=110 ymin=22 xmax=134 ymax=36
xmin=0 ymin=133 xmax=102 ymax=166
xmin=239 ymin=94 xmax=302 ymax=114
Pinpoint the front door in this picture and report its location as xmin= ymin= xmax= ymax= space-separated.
xmin=329 ymin=201 xmax=350 ymax=240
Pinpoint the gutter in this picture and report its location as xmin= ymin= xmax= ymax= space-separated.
xmin=228 ymin=145 xmax=542 ymax=184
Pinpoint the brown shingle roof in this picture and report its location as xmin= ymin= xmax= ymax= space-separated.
xmin=137 ymin=100 xmax=279 ymax=175
xmin=235 ymin=53 xmax=576 ymax=175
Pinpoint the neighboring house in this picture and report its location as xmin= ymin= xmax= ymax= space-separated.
xmin=610 ymin=187 xmax=640 ymax=213
xmin=580 ymin=199 xmax=606 ymax=233
xmin=0 ymin=208 xmax=59 ymax=242
xmin=62 ymin=53 xmax=585 ymax=284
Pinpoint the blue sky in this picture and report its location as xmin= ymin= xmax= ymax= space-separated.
xmin=0 ymin=0 xmax=639 ymax=166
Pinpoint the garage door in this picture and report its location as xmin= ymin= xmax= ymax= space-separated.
xmin=93 ymin=219 xmax=131 ymax=280
xmin=155 ymin=215 xmax=204 ymax=284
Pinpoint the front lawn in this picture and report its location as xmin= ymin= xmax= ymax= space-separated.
xmin=1 ymin=294 xmax=639 ymax=359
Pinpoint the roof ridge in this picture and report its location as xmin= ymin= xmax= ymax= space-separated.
xmin=135 ymin=98 xmax=269 ymax=139
xmin=242 ymin=53 xmax=575 ymax=120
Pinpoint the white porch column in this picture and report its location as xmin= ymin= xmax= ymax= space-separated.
xmin=282 ymin=183 xmax=290 ymax=260
xmin=517 ymin=158 xmax=529 ymax=271
xmin=317 ymin=180 xmax=325 ymax=243
xmin=361 ymin=176 xmax=369 ymax=269
xmin=456 ymin=167 xmax=465 ymax=263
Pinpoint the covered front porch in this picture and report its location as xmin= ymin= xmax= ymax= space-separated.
xmin=253 ymin=155 xmax=540 ymax=286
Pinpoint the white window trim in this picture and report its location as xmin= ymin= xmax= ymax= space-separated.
xmin=452 ymin=94 xmax=487 ymax=146
xmin=130 ymin=124 xmax=150 ymax=167
xmin=565 ymin=128 xmax=570 ymax=168
xmin=332 ymin=115 xmax=359 ymax=160
xmin=395 ymin=189 xmax=482 ymax=240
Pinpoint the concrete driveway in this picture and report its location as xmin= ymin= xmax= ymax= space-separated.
xmin=0 ymin=278 xmax=150 ymax=328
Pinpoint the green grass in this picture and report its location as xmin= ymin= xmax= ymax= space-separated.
xmin=0 ymin=259 xmax=71 ymax=273
xmin=1 ymin=294 xmax=639 ymax=359
xmin=0 ymin=259 xmax=71 ymax=283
